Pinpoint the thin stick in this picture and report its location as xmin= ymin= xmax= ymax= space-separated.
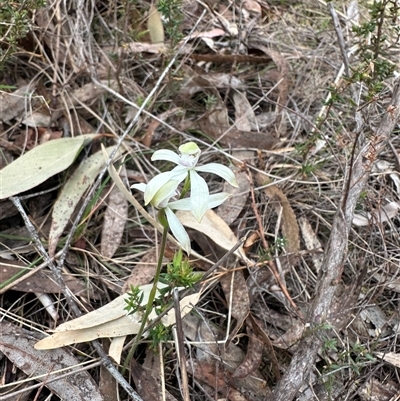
xmin=329 ymin=2 xmax=350 ymax=77
xmin=173 ymin=288 xmax=190 ymax=401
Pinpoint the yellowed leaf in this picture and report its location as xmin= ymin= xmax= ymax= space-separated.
xmin=148 ymin=5 xmax=164 ymax=44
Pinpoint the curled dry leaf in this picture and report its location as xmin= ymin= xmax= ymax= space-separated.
xmin=100 ymin=184 xmax=128 ymax=259
xmin=0 ymin=321 xmax=104 ymax=401
xmin=256 ymin=174 xmax=300 ymax=254
xmin=231 ymin=321 xmax=264 ymax=380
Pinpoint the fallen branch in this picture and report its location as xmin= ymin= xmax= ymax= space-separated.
xmin=270 ymin=80 xmax=400 ymax=401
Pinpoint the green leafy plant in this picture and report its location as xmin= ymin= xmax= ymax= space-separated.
xmin=157 ymin=0 xmax=183 ymax=47
xmin=0 ymin=0 xmax=46 ymax=68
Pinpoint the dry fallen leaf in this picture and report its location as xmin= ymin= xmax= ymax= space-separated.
xmin=176 ymin=209 xmax=248 ymax=261
xmin=34 ymin=283 xmax=200 ymax=350
xmin=217 ymin=168 xmax=250 ymax=225
xmin=375 ymin=352 xmax=399 ymax=368
xmin=0 ymin=136 xmax=92 ymax=200
xmin=0 ymin=321 xmax=104 ymax=401
xmin=220 ymin=270 xmax=250 ymax=343
xmin=298 ymin=217 xmax=324 ymax=273
xmin=122 ymin=248 xmax=164 ymax=293
xmin=183 ymin=313 xmax=269 ymax=396
xmin=231 ymin=321 xmax=263 ymax=379
xmin=352 ymin=201 xmax=400 ymax=226
xmin=0 ymin=83 xmax=37 ymax=123
xmin=49 ymin=145 xmax=123 ymax=257
xmin=256 ymin=174 xmax=300 ymax=254
xmin=100 ymin=184 xmax=128 ymax=259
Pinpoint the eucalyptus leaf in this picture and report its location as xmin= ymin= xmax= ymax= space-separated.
xmin=0 ymin=136 xmax=97 ymax=200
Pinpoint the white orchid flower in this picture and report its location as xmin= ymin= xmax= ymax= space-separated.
xmin=145 ymin=142 xmax=238 ymax=222
xmin=131 ymin=182 xmax=231 ymax=254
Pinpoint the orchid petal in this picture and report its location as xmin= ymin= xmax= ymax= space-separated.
xmin=207 ymin=192 xmax=231 ymax=208
xmin=130 ymin=183 xmax=147 ymax=193
xmin=195 ymin=163 xmax=238 ymax=187
xmin=152 ymin=179 xmax=180 ymax=208
xmin=168 ymin=192 xmax=231 ymax=211
xmin=165 ymin=207 xmax=191 ymax=254
xmin=151 ymin=149 xmax=181 ymax=164
xmin=190 ymin=170 xmax=209 ymax=222
xmin=143 ymin=172 xmax=174 ymax=205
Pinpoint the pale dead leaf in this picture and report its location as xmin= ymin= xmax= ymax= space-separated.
xmin=187 ymin=28 xmax=226 ymax=39
xmin=352 ymin=202 xmax=400 ymax=226
xmin=0 ymin=83 xmax=37 ymax=123
xmin=256 ymin=174 xmax=300 ymax=253
xmin=101 ymin=184 xmax=128 ymax=258
xmin=243 ymin=0 xmax=261 ymax=15
xmin=272 ymin=322 xmax=306 ymax=349
xmin=232 ymin=90 xmax=256 ymax=131
xmin=176 ymin=209 xmax=247 ymax=260
xmin=22 ymin=110 xmax=51 ymax=127
xmin=217 ymin=169 xmax=250 ymax=225
xmin=125 ymin=42 xmax=167 ymax=54
xmin=148 ymin=5 xmax=164 ymax=44
xmin=109 ymin=336 xmax=126 ymax=365
xmin=34 ymin=284 xmax=199 ymax=350
xmin=375 ymin=352 xmax=400 ymax=368
xmin=298 ymin=217 xmax=324 ymax=272
xmin=1 ymin=322 xmax=104 ymax=401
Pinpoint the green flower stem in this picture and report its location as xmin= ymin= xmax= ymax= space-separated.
xmin=122 ymin=222 xmax=169 ymax=373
